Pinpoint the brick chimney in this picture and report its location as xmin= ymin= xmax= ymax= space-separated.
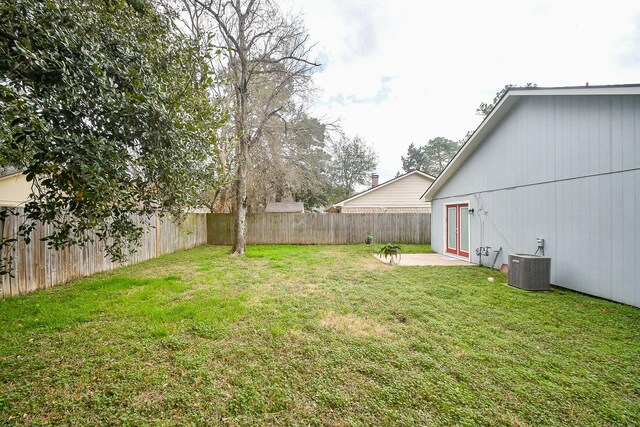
xmin=371 ymin=174 xmax=379 ymax=187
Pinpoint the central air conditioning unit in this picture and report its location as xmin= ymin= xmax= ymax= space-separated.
xmin=508 ymin=254 xmax=551 ymax=291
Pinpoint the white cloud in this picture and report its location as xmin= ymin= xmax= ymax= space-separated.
xmin=286 ymin=0 xmax=640 ymax=181
xmin=619 ymin=13 xmax=640 ymax=67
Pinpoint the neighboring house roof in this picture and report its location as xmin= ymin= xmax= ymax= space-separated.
xmin=421 ymin=83 xmax=640 ymax=202
xmin=334 ymin=170 xmax=436 ymax=207
xmin=0 ymin=167 xmax=20 ymax=179
xmin=265 ymin=202 xmax=304 ymax=213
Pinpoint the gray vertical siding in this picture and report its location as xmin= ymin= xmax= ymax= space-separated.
xmin=431 ymin=95 xmax=640 ymax=307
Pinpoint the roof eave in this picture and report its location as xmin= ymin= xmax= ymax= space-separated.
xmin=0 ymin=171 xmax=23 ymax=180
xmin=422 ymin=83 xmax=640 ymax=202
xmin=335 ymin=170 xmax=435 ymax=206
xmin=421 ymin=93 xmax=521 ymax=201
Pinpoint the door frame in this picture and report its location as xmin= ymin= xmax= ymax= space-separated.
xmin=443 ymin=201 xmax=471 ymax=261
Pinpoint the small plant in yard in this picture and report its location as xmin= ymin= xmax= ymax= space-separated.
xmin=365 ymin=235 xmax=374 ymax=245
xmin=378 ymin=243 xmax=402 ymax=265
xmin=378 ymin=243 xmax=401 ymax=257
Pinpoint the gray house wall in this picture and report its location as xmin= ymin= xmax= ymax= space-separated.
xmin=431 ymin=95 xmax=640 ymax=307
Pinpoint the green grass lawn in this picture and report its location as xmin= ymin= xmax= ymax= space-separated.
xmin=1 ymin=245 xmax=639 ymax=426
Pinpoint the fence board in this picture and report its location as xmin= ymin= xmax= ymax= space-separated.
xmin=0 ymin=209 xmax=207 ymax=298
xmin=207 ymin=213 xmax=431 ymax=245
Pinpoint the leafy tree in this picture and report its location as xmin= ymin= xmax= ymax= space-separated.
xmin=401 ymin=137 xmax=460 ymax=176
xmin=476 ymin=82 xmax=537 ymax=117
xmin=328 ymin=135 xmax=378 ymax=200
xmin=0 ymin=0 xmax=224 ymax=274
xmin=288 ymin=118 xmax=333 ymax=210
xmin=246 ymin=114 xmax=331 ymax=211
xmin=401 ymin=143 xmax=424 ymax=173
xmin=194 ymin=131 xmax=235 ymax=213
xmin=423 ymin=137 xmax=461 ymax=176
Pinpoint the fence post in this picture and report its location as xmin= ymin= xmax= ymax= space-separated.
xmin=155 ymin=213 xmax=160 ymax=257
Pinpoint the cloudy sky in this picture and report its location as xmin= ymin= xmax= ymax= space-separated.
xmin=282 ymin=0 xmax=640 ymax=182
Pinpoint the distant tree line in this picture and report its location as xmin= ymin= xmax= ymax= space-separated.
xmin=401 ymin=138 xmax=462 ymax=177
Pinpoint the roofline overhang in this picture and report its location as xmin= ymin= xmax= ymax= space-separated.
xmin=421 ymin=84 xmax=640 ymax=202
xmin=0 ymin=171 xmax=23 ymax=181
xmin=334 ymin=170 xmax=436 ymax=207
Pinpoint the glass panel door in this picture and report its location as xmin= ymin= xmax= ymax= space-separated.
xmin=447 ymin=206 xmax=457 ymax=253
xmin=459 ymin=206 xmax=469 ymax=256
xmin=446 ymin=203 xmax=470 ymax=258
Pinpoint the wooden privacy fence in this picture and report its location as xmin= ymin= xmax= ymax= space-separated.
xmin=0 ymin=209 xmax=207 ymax=298
xmin=1 ymin=211 xmax=429 ymax=298
xmin=207 ymin=213 xmax=431 ymax=245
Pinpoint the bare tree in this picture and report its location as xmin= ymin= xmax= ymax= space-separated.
xmin=189 ymin=0 xmax=319 ymax=254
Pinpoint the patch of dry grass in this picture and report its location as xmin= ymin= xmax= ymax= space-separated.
xmin=318 ymin=312 xmax=393 ymax=339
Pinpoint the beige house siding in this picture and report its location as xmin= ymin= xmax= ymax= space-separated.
xmin=341 ymin=207 xmax=430 ymax=213
xmin=0 ymin=173 xmax=31 ymax=207
xmin=265 ymin=202 xmax=304 ymax=213
xmin=340 ymin=172 xmax=433 ymax=213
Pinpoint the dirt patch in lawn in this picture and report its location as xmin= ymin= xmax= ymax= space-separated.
xmin=133 ymin=388 xmax=165 ymax=406
xmin=358 ymin=254 xmax=390 ymax=271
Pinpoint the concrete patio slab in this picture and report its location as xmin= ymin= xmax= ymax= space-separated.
xmin=374 ymin=253 xmax=474 ymax=266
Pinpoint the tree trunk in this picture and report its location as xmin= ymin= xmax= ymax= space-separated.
xmin=231 ymin=3 xmax=249 ymax=255
xmin=231 ymin=135 xmax=249 ymax=254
